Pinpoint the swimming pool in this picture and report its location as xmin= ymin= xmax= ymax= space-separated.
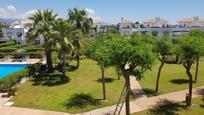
xmin=0 ymin=64 xmax=28 ymax=78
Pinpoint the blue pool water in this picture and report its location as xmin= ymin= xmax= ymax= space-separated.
xmin=0 ymin=64 xmax=28 ymax=78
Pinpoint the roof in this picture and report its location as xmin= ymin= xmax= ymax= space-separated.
xmin=178 ymin=17 xmax=204 ymax=24
xmin=22 ymin=19 xmax=33 ymax=24
xmin=121 ymin=18 xmax=132 ymax=25
xmin=143 ymin=18 xmax=169 ymax=25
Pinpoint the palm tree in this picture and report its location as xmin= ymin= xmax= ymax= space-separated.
xmin=27 ymin=9 xmax=57 ymax=72
xmin=68 ymin=8 xmax=93 ymax=68
xmin=52 ymin=19 xmax=77 ymax=81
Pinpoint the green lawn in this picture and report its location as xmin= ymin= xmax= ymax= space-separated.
xmin=140 ymin=58 xmax=204 ymax=96
xmin=10 ymin=59 xmax=125 ymax=113
xmin=134 ymin=96 xmax=204 ymax=115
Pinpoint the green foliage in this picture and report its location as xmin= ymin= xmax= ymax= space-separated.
xmin=86 ymin=33 xmax=156 ymax=78
xmin=0 ymin=47 xmax=18 ymax=52
xmin=0 ymin=68 xmax=29 ymax=92
xmin=24 ymin=47 xmax=44 ymax=52
xmin=84 ymin=37 xmax=113 ymax=68
xmin=152 ymin=31 xmax=159 ymax=36
xmin=28 ymin=62 xmax=42 ymax=77
xmin=68 ymin=8 xmax=93 ymax=33
xmin=177 ymin=35 xmax=201 ymax=62
xmin=155 ymin=36 xmax=173 ymax=56
xmin=0 ymin=40 xmax=16 ymax=48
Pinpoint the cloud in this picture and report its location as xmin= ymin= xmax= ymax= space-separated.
xmin=85 ymin=8 xmax=95 ymax=16
xmin=85 ymin=8 xmax=101 ymax=22
xmin=0 ymin=8 xmax=7 ymax=17
xmin=0 ymin=5 xmax=16 ymax=18
xmin=6 ymin=5 xmax=16 ymax=13
xmin=20 ymin=9 xmax=37 ymax=19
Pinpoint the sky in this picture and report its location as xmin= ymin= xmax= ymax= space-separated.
xmin=0 ymin=0 xmax=204 ymax=24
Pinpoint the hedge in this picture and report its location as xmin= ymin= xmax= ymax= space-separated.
xmin=0 ymin=68 xmax=29 ymax=92
xmin=0 ymin=47 xmax=18 ymax=52
xmin=0 ymin=40 xmax=16 ymax=48
xmin=0 ymin=52 xmax=44 ymax=58
xmin=0 ymin=63 xmax=42 ymax=92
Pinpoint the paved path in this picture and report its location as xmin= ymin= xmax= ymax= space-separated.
xmin=83 ymin=86 xmax=204 ymax=115
xmin=1 ymin=79 xmax=204 ymax=115
xmin=130 ymin=76 xmax=147 ymax=100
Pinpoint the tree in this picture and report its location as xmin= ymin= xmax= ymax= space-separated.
xmin=154 ymin=36 xmax=173 ymax=92
xmin=188 ymin=29 xmax=204 ymax=83
xmin=52 ymin=19 xmax=77 ymax=81
xmin=93 ymin=34 xmax=155 ymax=115
xmin=68 ymin=8 xmax=93 ymax=68
xmin=27 ymin=9 xmax=57 ymax=72
xmin=177 ymin=35 xmax=203 ymax=106
xmin=84 ymin=37 xmax=112 ymax=100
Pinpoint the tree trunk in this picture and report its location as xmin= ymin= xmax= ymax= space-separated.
xmin=62 ymin=59 xmax=66 ymax=78
xmin=45 ymin=49 xmax=53 ymax=72
xmin=44 ymin=38 xmax=53 ymax=72
xmin=101 ymin=66 xmax=106 ymax=100
xmin=186 ymin=68 xmax=193 ymax=106
xmin=117 ymin=70 xmax=120 ymax=80
xmin=176 ymin=55 xmax=179 ymax=63
xmin=76 ymin=54 xmax=80 ymax=68
xmin=124 ymin=72 xmax=130 ymax=115
xmin=194 ymin=58 xmax=199 ymax=83
xmin=60 ymin=58 xmax=68 ymax=82
xmin=155 ymin=62 xmax=164 ymax=92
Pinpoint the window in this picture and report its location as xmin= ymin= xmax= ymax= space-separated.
xmin=7 ymin=32 xmax=13 ymax=38
xmin=16 ymin=32 xmax=22 ymax=37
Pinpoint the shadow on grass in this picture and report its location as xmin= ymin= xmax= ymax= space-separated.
xmin=67 ymin=65 xmax=78 ymax=71
xmin=32 ymin=72 xmax=69 ymax=86
xmin=148 ymin=99 xmax=187 ymax=115
xmin=96 ymin=77 xmax=115 ymax=83
xmin=170 ymin=79 xmax=189 ymax=84
xmin=64 ymin=93 xmax=101 ymax=109
xmin=143 ymin=88 xmax=159 ymax=97
xmin=199 ymin=96 xmax=204 ymax=108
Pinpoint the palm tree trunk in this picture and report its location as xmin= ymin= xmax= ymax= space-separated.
xmin=76 ymin=54 xmax=80 ymax=68
xmin=155 ymin=61 xmax=164 ymax=92
xmin=45 ymin=47 xmax=53 ymax=72
xmin=101 ymin=66 xmax=106 ymax=100
xmin=44 ymin=37 xmax=53 ymax=72
xmin=194 ymin=58 xmax=199 ymax=83
xmin=61 ymin=58 xmax=68 ymax=82
xmin=62 ymin=59 xmax=66 ymax=78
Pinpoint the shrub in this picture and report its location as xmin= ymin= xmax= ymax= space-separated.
xmin=0 ymin=40 xmax=16 ymax=48
xmin=0 ymin=68 xmax=29 ymax=92
xmin=28 ymin=62 xmax=42 ymax=77
xmin=0 ymin=47 xmax=18 ymax=52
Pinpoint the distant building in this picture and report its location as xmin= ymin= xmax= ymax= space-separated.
xmin=178 ymin=16 xmax=204 ymax=27
xmin=0 ymin=18 xmax=31 ymax=44
xmin=119 ymin=16 xmax=204 ymax=36
xmin=143 ymin=17 xmax=169 ymax=27
xmin=0 ymin=18 xmax=43 ymax=45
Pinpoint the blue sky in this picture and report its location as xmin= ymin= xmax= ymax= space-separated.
xmin=0 ymin=0 xmax=204 ymax=24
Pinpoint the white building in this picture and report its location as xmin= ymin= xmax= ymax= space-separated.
xmin=119 ymin=16 xmax=204 ymax=36
xmin=0 ymin=18 xmax=34 ymax=44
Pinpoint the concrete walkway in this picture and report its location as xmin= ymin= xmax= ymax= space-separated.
xmin=83 ymin=86 xmax=204 ymax=115
xmin=130 ymin=76 xmax=147 ymax=100
xmin=1 ymin=80 xmax=204 ymax=115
